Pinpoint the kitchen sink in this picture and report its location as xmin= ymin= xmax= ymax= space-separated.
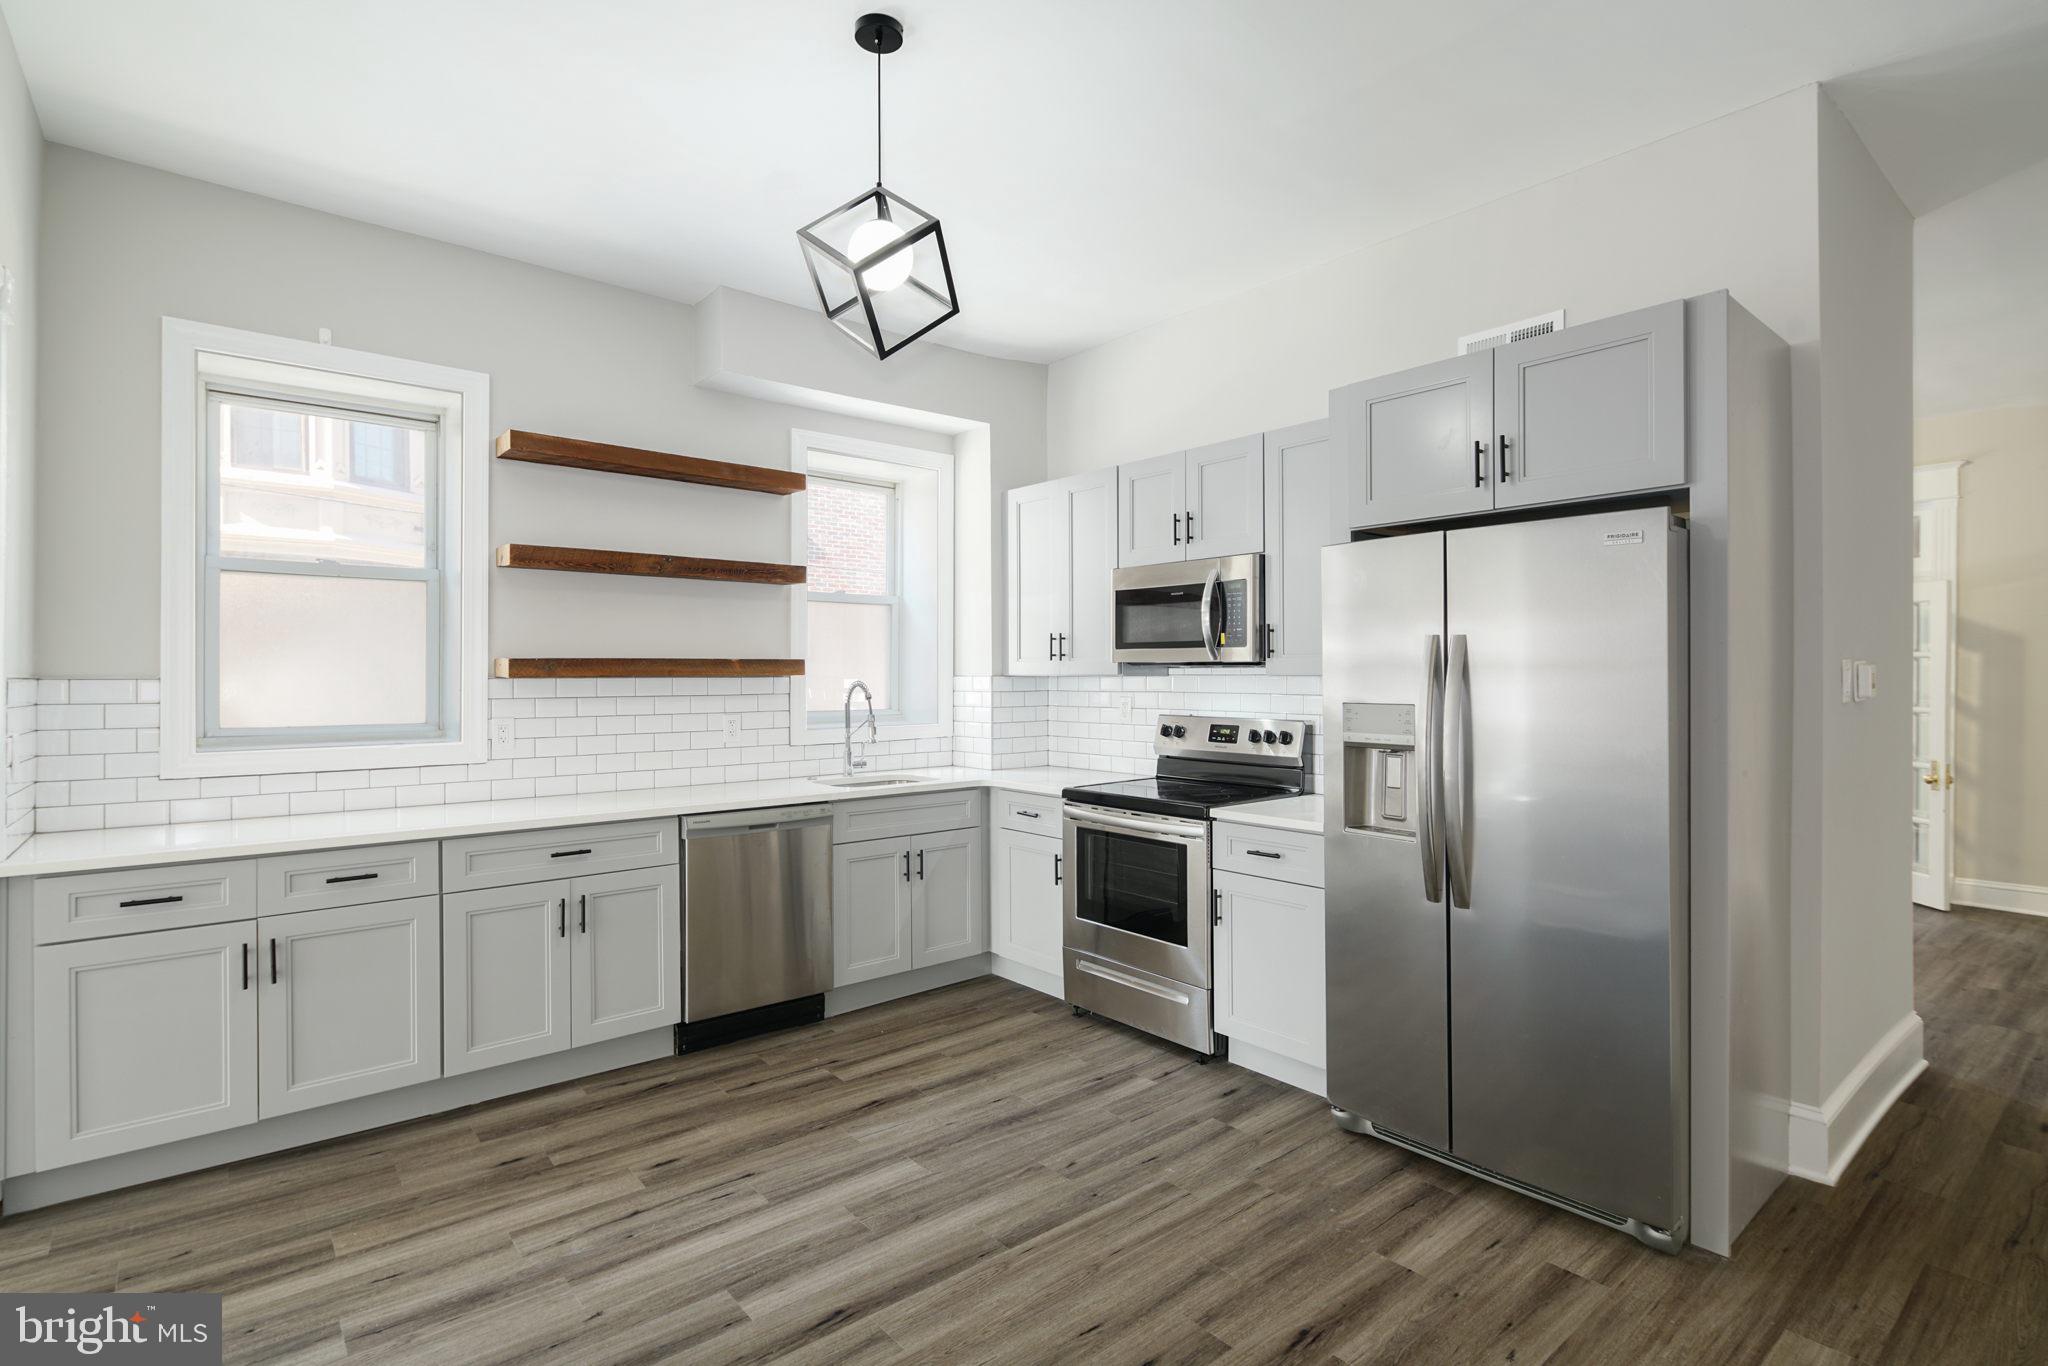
xmin=810 ymin=772 xmax=932 ymax=788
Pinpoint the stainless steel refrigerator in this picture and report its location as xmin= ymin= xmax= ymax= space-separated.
xmin=1322 ymin=504 xmax=1688 ymax=1251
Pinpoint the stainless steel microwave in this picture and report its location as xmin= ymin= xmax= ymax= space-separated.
xmin=1111 ymin=553 xmax=1265 ymax=665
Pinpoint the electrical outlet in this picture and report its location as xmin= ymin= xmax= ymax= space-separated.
xmin=491 ymin=718 xmax=516 ymax=751
xmin=1118 ymin=694 xmax=1135 ymax=722
xmin=721 ymin=716 xmax=743 ymax=743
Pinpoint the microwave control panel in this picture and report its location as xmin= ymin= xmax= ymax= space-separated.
xmin=1217 ymin=581 xmax=1249 ymax=648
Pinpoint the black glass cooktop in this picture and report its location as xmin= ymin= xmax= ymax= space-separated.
xmin=1062 ymin=776 xmax=1287 ymax=821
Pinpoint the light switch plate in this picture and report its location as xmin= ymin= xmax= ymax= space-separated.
xmin=1854 ymin=661 xmax=1877 ymax=701
xmin=1841 ymin=659 xmax=1854 ymax=704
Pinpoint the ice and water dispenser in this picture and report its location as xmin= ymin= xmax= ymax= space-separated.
xmin=1342 ymin=701 xmax=1419 ymax=838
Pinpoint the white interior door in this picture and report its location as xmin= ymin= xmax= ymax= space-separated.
xmin=1910 ymin=580 xmax=1953 ymax=911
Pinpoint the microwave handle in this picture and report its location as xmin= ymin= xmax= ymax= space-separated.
xmin=1199 ymin=563 xmax=1222 ymax=661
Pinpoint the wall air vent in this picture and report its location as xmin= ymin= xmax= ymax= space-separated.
xmin=1457 ymin=309 xmax=1566 ymax=355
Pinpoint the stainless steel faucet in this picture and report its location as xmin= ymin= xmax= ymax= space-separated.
xmin=843 ymin=680 xmax=877 ymax=775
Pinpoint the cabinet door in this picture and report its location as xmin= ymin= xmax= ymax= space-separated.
xmin=34 ymin=920 xmax=257 ymax=1168
xmin=259 ymin=896 xmax=440 ymax=1118
xmin=571 ymin=864 xmax=683 ymax=1046
xmin=833 ymin=837 xmax=915 ymax=985
xmin=990 ymin=827 xmax=1064 ymax=978
xmin=1061 ymin=469 xmax=1119 ymax=675
xmin=1006 ymin=480 xmax=1070 ymax=675
xmin=1336 ymin=351 xmax=1495 ymax=529
xmin=911 ymin=827 xmax=986 ymax=968
xmin=1213 ymin=871 xmax=1325 ymax=1068
xmin=1493 ymin=298 xmax=1685 ymax=508
xmin=1117 ymin=451 xmax=1187 ymax=566
xmin=443 ymin=880 xmax=572 ymax=1075
xmin=1185 ymin=435 xmax=1265 ymax=558
xmin=1261 ymin=420 xmax=1342 ymax=674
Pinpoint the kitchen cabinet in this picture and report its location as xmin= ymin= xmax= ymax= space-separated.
xmin=571 ymin=864 xmax=683 ymax=1046
xmin=1260 ymin=420 xmax=1343 ymax=674
xmin=1117 ymin=440 xmax=1264 ymax=566
xmin=258 ymin=896 xmax=441 ymax=1118
xmin=1005 ymin=469 xmax=1116 ymax=675
xmin=990 ymin=824 xmax=1063 ymax=978
xmin=833 ymin=824 xmax=987 ymax=986
xmin=34 ymin=919 xmax=257 ymax=1168
xmin=1335 ymin=350 xmax=1495 ymax=530
xmin=910 ymin=825 xmax=986 ymax=968
xmin=1338 ymin=300 xmax=1686 ymax=530
xmin=442 ymin=880 xmax=574 ymax=1075
xmin=1213 ymin=869 xmax=1325 ymax=1070
xmin=1492 ymin=299 xmax=1685 ymax=508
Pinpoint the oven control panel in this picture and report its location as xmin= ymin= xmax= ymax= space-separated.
xmin=1154 ymin=714 xmax=1308 ymax=759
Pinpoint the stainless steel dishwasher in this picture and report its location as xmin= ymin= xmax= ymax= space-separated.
xmin=678 ymin=804 xmax=833 ymax=1050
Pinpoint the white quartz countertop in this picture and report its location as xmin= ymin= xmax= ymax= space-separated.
xmin=1215 ymin=793 xmax=1323 ymax=835
xmin=0 ymin=766 xmax=1112 ymax=879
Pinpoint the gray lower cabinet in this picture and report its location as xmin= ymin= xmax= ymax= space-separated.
xmin=990 ymin=825 xmax=1063 ymax=978
xmin=34 ymin=919 xmax=258 ymax=1169
xmin=442 ymin=880 xmax=574 ymax=1075
xmin=258 ymin=896 xmax=441 ymax=1118
xmin=1336 ymin=350 xmax=1496 ymax=530
xmin=833 ymin=826 xmax=986 ymax=986
xmin=570 ymin=865 xmax=683 ymax=1046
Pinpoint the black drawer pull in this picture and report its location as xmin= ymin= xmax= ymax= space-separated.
xmin=1246 ymin=849 xmax=1283 ymax=860
xmin=325 ymin=872 xmax=379 ymax=884
xmin=550 ymin=848 xmax=593 ymax=859
xmin=1019 ymin=809 xmax=1040 ymax=819
xmin=118 ymin=894 xmax=183 ymax=908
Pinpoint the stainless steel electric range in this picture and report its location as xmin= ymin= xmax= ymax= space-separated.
xmin=1061 ymin=714 xmax=1309 ymax=1057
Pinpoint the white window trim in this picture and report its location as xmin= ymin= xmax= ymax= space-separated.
xmin=788 ymin=430 xmax=952 ymax=749
xmin=160 ymin=318 xmax=490 ymax=778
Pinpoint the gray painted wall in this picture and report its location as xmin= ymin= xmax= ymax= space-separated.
xmin=0 ymin=16 xmax=36 ymax=684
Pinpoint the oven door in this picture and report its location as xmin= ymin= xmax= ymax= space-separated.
xmin=1112 ymin=554 xmax=1265 ymax=666
xmin=1063 ymin=802 xmax=1212 ymax=987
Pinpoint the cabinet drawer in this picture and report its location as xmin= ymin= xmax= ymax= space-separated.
xmin=258 ymin=841 xmax=440 ymax=915
xmin=994 ymin=789 xmax=1061 ymax=837
xmin=832 ymin=788 xmax=985 ymax=845
xmin=442 ymin=818 xmax=678 ymax=894
xmin=34 ymin=859 xmax=257 ymax=944
xmin=1213 ymin=822 xmax=1324 ymax=888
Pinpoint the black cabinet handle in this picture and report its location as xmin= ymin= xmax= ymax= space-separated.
xmin=578 ymin=893 xmax=587 ymax=934
xmin=1266 ymin=623 xmax=1275 ymax=656
xmin=118 ymin=894 xmax=183 ymax=908
xmin=550 ymin=848 xmax=592 ymax=859
xmin=1053 ymin=854 xmax=1062 ymax=886
xmin=1172 ymin=512 xmax=1181 ymax=545
xmin=269 ymin=937 xmax=278 ymax=985
xmin=1212 ymin=888 xmax=1222 ymax=926
xmin=1499 ymin=434 xmax=1511 ymax=481
xmin=242 ymin=941 xmax=250 ymax=991
xmin=1185 ymin=509 xmax=1195 ymax=541
xmin=1057 ymin=633 xmax=1067 ymax=659
xmin=916 ymin=849 xmax=925 ymax=880
xmin=902 ymin=850 xmax=911 ymax=881
xmin=558 ymin=898 xmax=567 ymax=937
xmin=1474 ymin=439 xmax=1486 ymax=487
xmin=1019 ymin=809 xmax=1039 ymax=819
xmin=325 ymin=872 xmax=378 ymax=885
xmin=1246 ymin=849 xmax=1283 ymax=860
xmin=1048 ymin=632 xmax=1057 ymax=661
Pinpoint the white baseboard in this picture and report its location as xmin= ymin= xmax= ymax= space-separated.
xmin=1226 ymin=1037 xmax=1326 ymax=1097
xmin=1952 ymin=877 xmax=2048 ymax=919
xmin=989 ymin=954 xmax=1062 ymax=999
xmin=1785 ymin=1011 xmax=1926 ymax=1184
xmin=824 ymin=955 xmax=993 ymax=1016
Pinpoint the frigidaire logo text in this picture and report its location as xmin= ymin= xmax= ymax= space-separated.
xmin=15 ymin=1303 xmax=211 ymax=1356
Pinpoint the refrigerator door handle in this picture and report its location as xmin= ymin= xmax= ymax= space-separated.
xmin=1420 ymin=634 xmax=1446 ymax=905
xmin=1445 ymin=634 xmax=1474 ymax=908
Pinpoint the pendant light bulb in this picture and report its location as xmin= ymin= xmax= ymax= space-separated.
xmin=850 ymin=217 xmax=913 ymax=291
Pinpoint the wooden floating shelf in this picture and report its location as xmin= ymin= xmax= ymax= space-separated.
xmin=497 ymin=543 xmax=806 ymax=586
xmin=494 ymin=658 xmax=805 ymax=680
xmin=495 ymin=430 xmax=805 ymax=496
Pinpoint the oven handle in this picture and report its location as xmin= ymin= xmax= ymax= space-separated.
xmin=1065 ymin=805 xmax=1208 ymax=844
xmin=1074 ymin=958 xmax=1193 ymax=1006
xmin=1199 ymin=562 xmax=1223 ymax=662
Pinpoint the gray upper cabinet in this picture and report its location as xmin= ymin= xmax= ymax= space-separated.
xmin=1005 ymin=468 xmax=1117 ymax=675
xmin=1493 ymin=299 xmax=1685 ymax=508
xmin=258 ymin=896 xmax=441 ymax=1118
xmin=1184 ymin=436 xmax=1264 ymax=558
xmin=1261 ymin=420 xmax=1341 ymax=674
xmin=1337 ymin=351 xmax=1495 ymax=530
xmin=1117 ymin=450 xmax=1188 ymax=566
xmin=34 ymin=919 xmax=258 ymax=1168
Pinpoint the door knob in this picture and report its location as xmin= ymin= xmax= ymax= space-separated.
xmin=1921 ymin=760 xmax=1944 ymax=788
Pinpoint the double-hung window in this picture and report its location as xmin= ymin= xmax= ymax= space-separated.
xmin=161 ymin=320 xmax=490 ymax=777
xmin=805 ymin=475 xmax=901 ymax=715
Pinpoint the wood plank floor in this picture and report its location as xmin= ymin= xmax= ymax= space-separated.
xmin=1 ymin=904 xmax=2042 ymax=1364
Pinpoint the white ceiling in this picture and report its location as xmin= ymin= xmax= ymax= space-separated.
xmin=7 ymin=0 xmax=2048 ymax=363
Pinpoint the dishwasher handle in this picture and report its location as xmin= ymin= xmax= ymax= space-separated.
xmin=684 ymin=804 xmax=832 ymax=835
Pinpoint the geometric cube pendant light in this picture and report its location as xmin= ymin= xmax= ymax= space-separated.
xmin=796 ymin=13 xmax=959 ymax=359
